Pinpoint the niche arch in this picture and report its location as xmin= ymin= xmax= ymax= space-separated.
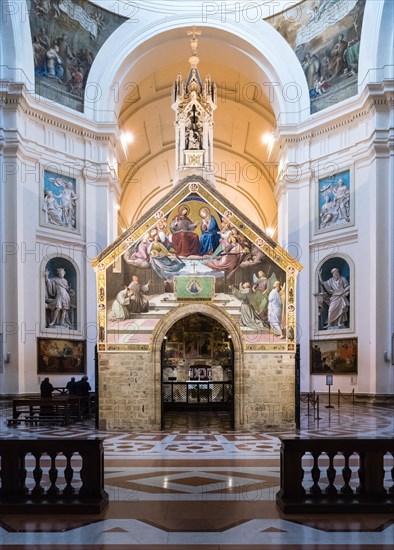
xmin=41 ymin=255 xmax=80 ymax=332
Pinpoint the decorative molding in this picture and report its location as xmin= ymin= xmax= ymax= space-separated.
xmin=0 ymin=81 xmax=119 ymax=143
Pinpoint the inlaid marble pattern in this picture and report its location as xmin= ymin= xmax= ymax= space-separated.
xmin=0 ymin=398 xmax=393 ymax=548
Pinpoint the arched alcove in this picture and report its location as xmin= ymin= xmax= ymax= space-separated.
xmin=150 ymin=303 xmax=244 ymax=428
xmin=42 ymin=256 xmax=79 ymax=332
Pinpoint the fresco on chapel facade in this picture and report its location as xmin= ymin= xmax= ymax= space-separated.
xmin=101 ymin=192 xmax=290 ymax=349
xmin=27 ymin=0 xmax=126 ymax=112
xmin=266 ymin=0 xmax=366 ymax=113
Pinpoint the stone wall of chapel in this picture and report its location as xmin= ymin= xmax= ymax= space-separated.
xmin=241 ymin=353 xmax=295 ymax=431
xmin=98 ymin=351 xmax=295 ymax=431
xmin=99 ymin=352 xmax=160 ymax=431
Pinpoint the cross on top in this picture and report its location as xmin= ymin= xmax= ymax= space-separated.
xmin=190 ymin=260 xmax=198 ymax=274
xmin=187 ymin=26 xmax=201 ymax=56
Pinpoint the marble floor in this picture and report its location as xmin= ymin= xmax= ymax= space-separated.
xmin=0 ymin=396 xmax=393 ymax=549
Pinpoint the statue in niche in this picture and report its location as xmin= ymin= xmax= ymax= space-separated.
xmin=185 ymin=109 xmax=202 ymax=150
xmin=45 ymin=267 xmax=74 ymax=327
xmin=318 ymin=267 xmax=350 ymax=328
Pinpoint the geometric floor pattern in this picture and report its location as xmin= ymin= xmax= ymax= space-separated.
xmin=1 ymin=396 xmax=394 ymax=548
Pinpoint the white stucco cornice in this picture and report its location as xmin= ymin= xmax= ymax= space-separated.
xmin=0 ymin=80 xmax=119 ymax=144
xmin=277 ymin=81 xmax=394 ymax=147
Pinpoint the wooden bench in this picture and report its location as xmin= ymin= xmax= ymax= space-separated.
xmin=10 ymin=396 xmax=83 ymax=426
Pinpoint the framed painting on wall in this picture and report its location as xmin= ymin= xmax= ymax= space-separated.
xmin=37 ymin=338 xmax=86 ymax=374
xmin=316 ymin=169 xmax=353 ymax=234
xmin=310 ymin=338 xmax=357 ymax=375
xmin=40 ymin=170 xmax=79 ymax=233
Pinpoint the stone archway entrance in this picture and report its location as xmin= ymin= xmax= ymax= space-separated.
xmin=150 ymin=302 xmax=243 ymax=431
xmin=161 ymin=313 xmax=234 ymax=429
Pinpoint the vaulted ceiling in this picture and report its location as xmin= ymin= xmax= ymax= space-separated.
xmin=117 ymin=28 xmax=278 ymax=236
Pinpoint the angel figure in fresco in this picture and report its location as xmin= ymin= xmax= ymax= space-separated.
xmin=268 ymin=281 xmax=286 ymax=338
xmin=123 ymin=235 xmax=151 ymax=268
xmin=199 ymin=207 xmax=220 ymax=255
xmin=148 ymin=234 xmax=185 ymax=280
xmin=155 ymin=219 xmax=174 ymax=251
xmin=250 ymin=271 xmax=278 ymax=323
xmin=170 ymin=205 xmax=200 ymax=257
xmin=204 ymin=234 xmax=246 ymax=279
xmin=229 ymin=282 xmax=266 ymax=331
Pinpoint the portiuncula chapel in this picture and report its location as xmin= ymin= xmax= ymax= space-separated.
xmin=1 ymin=0 xmax=393 ymax=427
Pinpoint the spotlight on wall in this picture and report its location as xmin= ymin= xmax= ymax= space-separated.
xmin=261 ymin=132 xmax=274 ymax=146
xmin=120 ymin=131 xmax=134 ymax=149
xmin=265 ymin=226 xmax=275 ymax=238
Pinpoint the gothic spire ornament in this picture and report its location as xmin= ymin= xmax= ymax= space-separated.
xmin=172 ymin=28 xmax=217 ymax=186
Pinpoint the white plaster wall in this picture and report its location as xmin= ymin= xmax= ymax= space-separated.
xmin=277 ymin=89 xmax=394 ymax=396
xmin=0 ymin=87 xmax=120 ymax=393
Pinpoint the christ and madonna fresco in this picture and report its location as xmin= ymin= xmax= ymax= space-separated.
xmin=105 ymin=197 xmax=287 ymax=343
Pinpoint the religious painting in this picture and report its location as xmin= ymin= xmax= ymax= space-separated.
xmin=310 ymin=338 xmax=357 ymax=374
xmin=44 ymin=257 xmax=77 ymax=330
xmin=163 ymin=342 xmax=184 ymax=364
xmin=317 ymin=169 xmax=352 ymax=233
xmin=184 ymin=335 xmax=199 ymax=359
xmin=189 ymin=366 xmax=212 ymax=381
xmin=314 ymin=257 xmax=350 ymax=332
xmin=37 ymin=337 xmax=85 ymax=374
xmin=266 ymin=0 xmax=366 ymax=113
xmin=27 ymin=0 xmax=126 ymax=112
xmin=174 ymin=275 xmax=215 ymax=300
xmin=105 ymin=194 xmax=287 ymax=346
xmin=41 ymin=170 xmax=78 ymax=232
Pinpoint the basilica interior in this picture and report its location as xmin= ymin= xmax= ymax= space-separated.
xmin=0 ymin=0 xmax=393 ymax=547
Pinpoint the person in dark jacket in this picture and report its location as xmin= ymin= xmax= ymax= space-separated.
xmin=40 ymin=377 xmax=54 ymax=397
xmin=76 ymin=376 xmax=91 ymax=417
xmin=66 ymin=376 xmax=77 ymax=395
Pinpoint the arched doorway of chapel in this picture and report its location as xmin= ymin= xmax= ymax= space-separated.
xmin=161 ymin=314 xmax=234 ymax=430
